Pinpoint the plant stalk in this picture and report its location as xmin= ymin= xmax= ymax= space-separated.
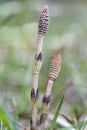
xmin=39 ymin=53 xmax=62 ymax=129
xmin=30 ymin=5 xmax=49 ymax=130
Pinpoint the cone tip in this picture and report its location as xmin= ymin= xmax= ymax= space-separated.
xmin=57 ymin=52 xmax=61 ymax=56
xmin=56 ymin=52 xmax=62 ymax=61
xmin=43 ymin=5 xmax=49 ymax=11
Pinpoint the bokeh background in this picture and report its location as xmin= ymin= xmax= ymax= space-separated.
xmin=0 ymin=0 xmax=87 ymax=129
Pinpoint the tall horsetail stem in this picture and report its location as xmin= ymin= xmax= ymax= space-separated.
xmin=30 ymin=5 xmax=50 ymax=130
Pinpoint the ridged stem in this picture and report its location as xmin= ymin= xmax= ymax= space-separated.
xmin=30 ymin=5 xmax=49 ymax=130
xmin=39 ymin=53 xmax=62 ymax=129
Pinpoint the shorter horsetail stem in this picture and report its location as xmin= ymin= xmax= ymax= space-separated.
xmin=31 ymin=5 xmax=50 ymax=130
xmin=39 ymin=53 xmax=62 ymax=127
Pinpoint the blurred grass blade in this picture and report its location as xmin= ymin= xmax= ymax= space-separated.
xmin=81 ymin=115 xmax=87 ymax=130
xmin=0 ymin=104 xmax=19 ymax=130
xmin=0 ymin=119 xmax=3 ymax=130
xmin=61 ymin=114 xmax=74 ymax=125
xmin=50 ymin=94 xmax=64 ymax=130
xmin=80 ymin=115 xmax=87 ymax=130
xmin=56 ymin=128 xmax=73 ymax=130
xmin=5 ymin=128 xmax=8 ymax=130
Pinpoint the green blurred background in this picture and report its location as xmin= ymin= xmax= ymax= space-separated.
xmin=0 ymin=0 xmax=87 ymax=128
